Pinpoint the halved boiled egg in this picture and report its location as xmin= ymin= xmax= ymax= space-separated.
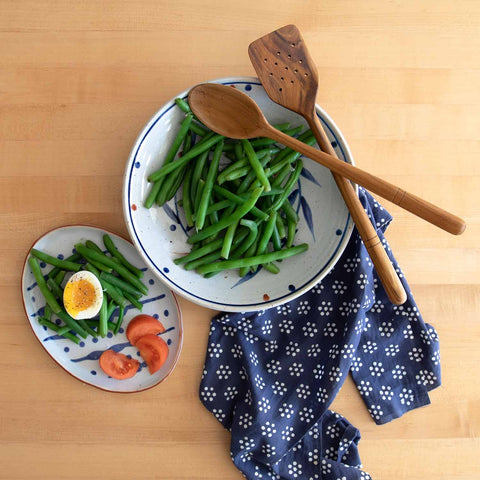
xmin=63 ymin=271 xmax=103 ymax=320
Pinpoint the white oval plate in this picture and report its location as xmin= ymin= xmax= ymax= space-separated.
xmin=123 ymin=76 xmax=355 ymax=312
xmin=21 ymin=225 xmax=183 ymax=393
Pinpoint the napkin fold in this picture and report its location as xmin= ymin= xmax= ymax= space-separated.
xmin=200 ymin=189 xmax=441 ymax=479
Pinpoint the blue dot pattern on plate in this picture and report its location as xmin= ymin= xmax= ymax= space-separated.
xmin=153 ymin=314 xmax=159 ymax=319
xmin=149 ymin=279 xmax=154 ymax=285
xmin=163 ymin=267 xmax=169 ymax=273
xmin=91 ymin=370 xmax=97 ymax=375
xmin=107 ymin=332 xmax=113 ymax=338
xmin=331 ymin=141 xmax=338 ymax=148
xmin=31 ymin=296 xmax=35 ymax=302
xmin=64 ymin=347 xmax=70 ymax=353
xmin=245 ymin=84 xmax=252 ymax=91
xmin=169 ymin=225 xmax=176 ymax=231
xmin=336 ymin=229 xmax=343 ymax=235
xmin=167 ymin=339 xmax=172 ymax=346
xmin=40 ymin=262 xmax=46 ymax=268
xmin=79 ymin=342 xmax=85 ymax=348
xmin=57 ymin=254 xmax=64 ymax=260
xmin=135 ymin=161 xmax=141 ymax=168
xmin=288 ymin=284 xmax=295 ymax=292
xmin=164 ymin=310 xmax=169 ymax=317
xmin=92 ymin=337 xmax=98 ymax=343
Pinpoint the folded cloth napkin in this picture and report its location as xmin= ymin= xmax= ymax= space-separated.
xmin=200 ymin=189 xmax=441 ymax=479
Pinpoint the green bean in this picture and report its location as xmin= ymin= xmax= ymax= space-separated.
xmin=106 ymin=300 xmax=117 ymax=321
xmin=99 ymin=272 xmax=143 ymax=297
xmin=84 ymin=262 xmax=101 ymax=277
xmin=189 ymin=121 xmax=209 ymax=137
xmin=98 ymin=295 xmax=108 ymax=338
xmin=43 ymin=304 xmax=52 ymax=321
xmin=188 ymin=187 xmax=263 ymax=244
xmin=47 ymin=252 xmax=82 ymax=279
xmin=270 ymin=160 xmax=303 ymax=212
xmin=184 ymin=229 xmax=249 ymax=270
xmin=102 ymin=234 xmax=144 ymax=279
xmin=174 ymin=236 xmax=225 ymax=265
xmin=193 ymin=179 xmax=205 ymax=217
xmin=234 ymin=142 xmax=244 ymax=162
xmin=270 ymin=129 xmax=314 ymax=165
xmin=287 ymin=217 xmax=297 ymax=248
xmin=272 ymin=163 xmax=294 ymax=188
xmin=271 ymin=223 xmax=282 ymax=251
xmin=241 ymin=139 xmax=271 ymax=192
xmin=281 ymin=199 xmax=299 ymax=223
xmin=221 ymin=220 xmax=238 ymax=259
xmin=212 ymin=185 xmax=268 ymax=222
xmin=182 ymin=165 xmax=195 ymax=227
xmin=31 ymin=249 xmax=81 ymax=272
xmin=257 ymin=212 xmax=277 ymax=255
xmin=56 ymin=310 xmax=89 ymax=339
xmin=205 ymin=198 xmax=233 ymax=216
xmin=197 ymin=243 xmax=308 ymax=274
xmin=38 ymin=318 xmax=80 ymax=345
xmin=283 ymin=125 xmax=305 ymax=137
xmin=269 ymin=136 xmax=315 ymax=175
xmin=28 ymin=257 xmax=62 ymax=314
xmin=175 ymin=97 xmax=191 ymax=114
xmin=77 ymin=319 xmax=98 ymax=338
xmin=74 ymin=244 xmax=148 ymax=295
xmin=54 ymin=270 xmax=66 ymax=286
xmin=148 ymin=134 xmax=223 ymax=183
xmin=275 ymin=214 xmax=287 ymax=238
xmin=47 ymin=277 xmax=63 ymax=300
xmin=99 ymin=278 xmax=127 ymax=308
xmin=239 ymin=237 xmax=258 ymax=277
xmin=233 ymin=220 xmax=258 ymax=258
xmin=263 ymin=263 xmax=280 ymax=274
xmin=223 ymin=154 xmax=271 ymax=182
xmin=195 ymin=139 xmax=224 ymax=230
xmin=144 ymin=114 xmax=193 ymax=208
xmin=114 ymin=305 xmax=125 ymax=335
xmin=125 ymin=292 xmax=143 ymax=311
xmin=85 ymin=240 xmax=104 ymax=254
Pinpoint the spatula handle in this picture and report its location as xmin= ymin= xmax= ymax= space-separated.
xmin=266 ymin=126 xmax=466 ymax=236
xmin=307 ymin=115 xmax=407 ymax=305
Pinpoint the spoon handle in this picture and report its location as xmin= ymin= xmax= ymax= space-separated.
xmin=307 ymin=115 xmax=407 ymax=305
xmin=266 ymin=126 xmax=466 ymax=236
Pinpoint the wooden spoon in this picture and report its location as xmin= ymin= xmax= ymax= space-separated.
xmin=248 ymin=24 xmax=406 ymax=305
xmin=188 ymin=83 xmax=466 ymax=238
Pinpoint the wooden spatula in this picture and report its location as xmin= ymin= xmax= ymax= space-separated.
xmin=248 ymin=24 xmax=407 ymax=304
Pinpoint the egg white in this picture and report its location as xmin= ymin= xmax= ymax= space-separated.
xmin=63 ymin=270 xmax=104 ymax=320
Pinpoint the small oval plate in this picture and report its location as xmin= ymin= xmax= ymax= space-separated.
xmin=21 ymin=225 xmax=183 ymax=393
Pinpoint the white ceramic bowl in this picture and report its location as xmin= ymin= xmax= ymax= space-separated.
xmin=123 ymin=76 xmax=355 ymax=312
xmin=21 ymin=225 xmax=183 ymax=393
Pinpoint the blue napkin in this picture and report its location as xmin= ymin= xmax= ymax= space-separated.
xmin=200 ymin=189 xmax=441 ymax=479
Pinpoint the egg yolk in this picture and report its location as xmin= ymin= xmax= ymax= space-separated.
xmin=64 ymin=279 xmax=97 ymax=316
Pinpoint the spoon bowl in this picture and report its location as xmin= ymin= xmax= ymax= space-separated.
xmin=189 ymin=84 xmax=267 ymax=139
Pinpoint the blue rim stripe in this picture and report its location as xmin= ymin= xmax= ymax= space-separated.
xmin=127 ymin=80 xmax=351 ymax=308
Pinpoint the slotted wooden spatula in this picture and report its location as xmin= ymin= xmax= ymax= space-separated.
xmin=249 ymin=24 xmax=407 ymax=305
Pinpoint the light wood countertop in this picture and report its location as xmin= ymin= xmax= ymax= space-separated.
xmin=1 ymin=2 xmax=479 ymax=479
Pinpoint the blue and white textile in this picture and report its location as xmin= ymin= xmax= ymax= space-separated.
xmin=200 ymin=189 xmax=441 ymax=479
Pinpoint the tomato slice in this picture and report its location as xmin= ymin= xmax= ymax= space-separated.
xmin=126 ymin=314 xmax=166 ymax=346
xmin=99 ymin=350 xmax=140 ymax=380
xmin=135 ymin=334 xmax=169 ymax=374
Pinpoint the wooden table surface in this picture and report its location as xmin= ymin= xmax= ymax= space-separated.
xmin=1 ymin=1 xmax=479 ymax=479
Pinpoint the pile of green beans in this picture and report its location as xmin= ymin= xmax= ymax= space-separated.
xmin=29 ymin=234 xmax=148 ymax=344
xmin=144 ymin=96 xmax=312 ymax=277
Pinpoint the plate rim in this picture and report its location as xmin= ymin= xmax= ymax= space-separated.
xmin=21 ymin=223 xmax=184 ymax=394
xmin=122 ymin=75 xmax=356 ymax=312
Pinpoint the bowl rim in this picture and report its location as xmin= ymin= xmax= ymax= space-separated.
xmin=123 ymin=75 xmax=356 ymax=312
xmin=21 ymin=223 xmax=184 ymax=393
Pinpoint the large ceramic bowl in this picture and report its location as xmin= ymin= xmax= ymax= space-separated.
xmin=123 ymin=76 xmax=355 ymax=312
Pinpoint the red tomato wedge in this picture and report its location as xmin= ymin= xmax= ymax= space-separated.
xmin=135 ymin=334 xmax=169 ymax=374
xmin=99 ymin=350 xmax=140 ymax=380
xmin=126 ymin=314 xmax=166 ymax=346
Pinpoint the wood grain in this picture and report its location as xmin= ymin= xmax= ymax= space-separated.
xmin=0 ymin=1 xmax=478 ymax=479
